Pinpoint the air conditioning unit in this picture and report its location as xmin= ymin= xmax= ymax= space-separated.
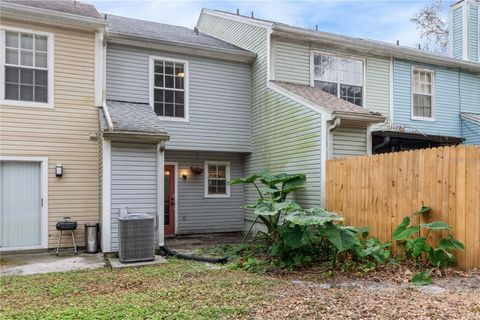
xmin=118 ymin=212 xmax=155 ymax=263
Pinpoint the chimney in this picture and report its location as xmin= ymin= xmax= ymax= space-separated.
xmin=449 ymin=0 xmax=479 ymax=62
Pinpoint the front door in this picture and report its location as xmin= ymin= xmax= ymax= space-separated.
xmin=164 ymin=165 xmax=175 ymax=235
xmin=0 ymin=161 xmax=42 ymax=249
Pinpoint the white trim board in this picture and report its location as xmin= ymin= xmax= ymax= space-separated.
xmin=0 ymin=26 xmax=55 ymax=108
xmin=157 ymin=144 xmax=165 ymax=246
xmin=101 ymin=138 xmax=112 ymax=252
xmin=0 ymin=156 xmax=49 ymax=251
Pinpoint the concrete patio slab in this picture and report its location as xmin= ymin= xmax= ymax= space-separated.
xmin=0 ymin=252 xmax=105 ymax=276
xmin=108 ymin=255 xmax=167 ymax=269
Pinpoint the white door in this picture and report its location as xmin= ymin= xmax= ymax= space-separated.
xmin=0 ymin=161 xmax=42 ymax=249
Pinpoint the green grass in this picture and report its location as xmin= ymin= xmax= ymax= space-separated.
xmin=0 ymin=258 xmax=278 ymax=319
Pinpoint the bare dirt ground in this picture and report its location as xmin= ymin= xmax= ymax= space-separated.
xmin=254 ymin=265 xmax=480 ymax=320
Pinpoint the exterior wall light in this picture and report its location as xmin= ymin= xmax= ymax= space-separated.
xmin=55 ymin=163 xmax=63 ymax=177
xmin=181 ymin=171 xmax=188 ymax=179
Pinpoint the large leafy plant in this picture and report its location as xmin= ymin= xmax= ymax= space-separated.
xmin=229 ymin=172 xmax=307 ymax=242
xmin=393 ymin=206 xmax=464 ymax=268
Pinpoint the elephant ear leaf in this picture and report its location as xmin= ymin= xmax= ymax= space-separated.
xmin=413 ymin=206 xmax=431 ymax=216
xmin=285 ymin=208 xmax=343 ymax=226
xmin=420 ymin=221 xmax=452 ymax=231
xmin=393 ymin=217 xmax=420 ymax=241
xmin=324 ymin=223 xmax=359 ymax=252
xmin=411 ymin=271 xmax=433 ymax=286
xmin=229 ymin=174 xmax=260 ymax=185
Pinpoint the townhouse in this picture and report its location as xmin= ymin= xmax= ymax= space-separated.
xmin=0 ymin=0 xmax=106 ymax=250
xmin=197 ymin=1 xmax=480 ymax=227
xmin=1 ymin=0 xmax=478 ymax=253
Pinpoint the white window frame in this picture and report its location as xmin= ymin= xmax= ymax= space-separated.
xmin=411 ymin=66 xmax=435 ymax=122
xmin=310 ymin=50 xmax=367 ymax=108
xmin=204 ymin=161 xmax=231 ymax=198
xmin=0 ymin=26 xmax=54 ymax=108
xmin=148 ymin=55 xmax=189 ymax=122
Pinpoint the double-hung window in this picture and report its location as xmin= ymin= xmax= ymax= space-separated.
xmin=151 ymin=57 xmax=188 ymax=120
xmin=2 ymin=29 xmax=52 ymax=106
xmin=412 ymin=68 xmax=434 ymax=120
xmin=313 ymin=53 xmax=364 ymax=106
xmin=204 ymin=161 xmax=230 ymax=198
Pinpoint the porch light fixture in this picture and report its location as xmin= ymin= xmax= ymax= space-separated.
xmin=181 ymin=171 xmax=188 ymax=179
xmin=55 ymin=163 xmax=63 ymax=177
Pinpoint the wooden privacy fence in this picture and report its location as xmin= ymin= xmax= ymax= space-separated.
xmin=326 ymin=145 xmax=480 ymax=270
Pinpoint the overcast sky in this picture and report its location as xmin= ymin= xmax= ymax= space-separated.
xmin=89 ymin=0 xmax=449 ymax=49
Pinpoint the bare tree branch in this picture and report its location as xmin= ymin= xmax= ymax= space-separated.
xmin=411 ymin=0 xmax=448 ymax=52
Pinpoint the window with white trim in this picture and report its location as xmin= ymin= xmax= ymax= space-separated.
xmin=152 ymin=59 xmax=185 ymax=118
xmin=313 ymin=53 xmax=364 ymax=106
xmin=4 ymin=31 xmax=49 ymax=103
xmin=412 ymin=68 xmax=434 ymax=119
xmin=205 ymin=161 xmax=230 ymax=197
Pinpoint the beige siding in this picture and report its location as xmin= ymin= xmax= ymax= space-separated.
xmin=333 ymin=126 xmax=367 ymax=159
xmin=0 ymin=18 xmax=99 ymax=248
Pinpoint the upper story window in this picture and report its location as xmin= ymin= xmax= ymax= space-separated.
xmin=150 ymin=57 xmax=188 ymax=121
xmin=412 ymin=68 xmax=434 ymax=120
xmin=2 ymin=29 xmax=52 ymax=107
xmin=313 ymin=53 xmax=364 ymax=107
xmin=204 ymin=161 xmax=230 ymax=198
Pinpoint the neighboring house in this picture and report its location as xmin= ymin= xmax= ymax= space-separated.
xmin=0 ymin=0 xmax=107 ymax=251
xmin=98 ymin=15 xmax=256 ymax=252
xmin=196 ymin=5 xmax=480 ymax=225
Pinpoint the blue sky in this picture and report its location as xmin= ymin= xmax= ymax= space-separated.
xmin=89 ymin=0 xmax=449 ymax=49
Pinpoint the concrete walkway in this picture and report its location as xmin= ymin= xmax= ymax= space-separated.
xmin=0 ymin=252 xmax=105 ymax=276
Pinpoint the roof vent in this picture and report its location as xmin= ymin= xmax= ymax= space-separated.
xmin=194 ymin=27 xmax=199 ymax=35
xmin=316 ymin=24 xmax=318 ymax=31
xmin=251 ymin=11 xmax=254 ymax=18
xmin=396 ymin=40 xmax=400 ymax=45
xmin=236 ymin=8 xmax=239 ymax=15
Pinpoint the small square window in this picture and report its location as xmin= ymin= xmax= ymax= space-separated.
xmin=205 ymin=162 xmax=230 ymax=197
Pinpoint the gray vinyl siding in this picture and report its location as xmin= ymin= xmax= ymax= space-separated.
xmin=333 ymin=126 xmax=368 ymax=159
xmin=110 ymin=143 xmax=157 ymax=251
xmin=106 ymin=43 xmax=252 ymax=153
xmin=198 ymin=14 xmax=324 ymax=223
xmin=274 ymin=39 xmax=311 ymax=85
xmin=271 ymin=39 xmax=391 ymax=118
xmin=165 ymin=150 xmax=244 ymax=233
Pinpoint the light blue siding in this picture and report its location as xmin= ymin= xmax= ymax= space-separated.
xmin=106 ymin=44 xmax=252 ymax=153
xmin=460 ymin=71 xmax=480 ymax=114
xmin=462 ymin=118 xmax=480 ymax=145
xmin=393 ymin=60 xmax=463 ymax=137
xmin=274 ymin=39 xmax=311 ymax=85
xmin=452 ymin=7 xmax=464 ymax=60
xmin=470 ymin=4 xmax=479 ymax=62
xmin=165 ymin=150 xmax=244 ymax=234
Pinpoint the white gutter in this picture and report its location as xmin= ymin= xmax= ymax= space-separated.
xmin=102 ymin=102 xmax=114 ymax=132
xmin=272 ymin=25 xmax=480 ymax=73
xmin=0 ymin=2 xmax=108 ymax=30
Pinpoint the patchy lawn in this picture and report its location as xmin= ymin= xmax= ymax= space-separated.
xmin=1 ymin=258 xmax=479 ymax=320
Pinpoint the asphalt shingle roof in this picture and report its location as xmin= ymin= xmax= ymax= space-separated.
xmin=99 ymin=100 xmax=167 ymax=134
xmin=2 ymin=0 xmax=103 ymax=18
xmin=271 ymin=81 xmax=383 ymax=116
xmin=106 ymin=14 xmax=249 ymax=53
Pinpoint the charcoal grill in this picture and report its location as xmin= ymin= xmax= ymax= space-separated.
xmin=56 ymin=217 xmax=78 ymax=255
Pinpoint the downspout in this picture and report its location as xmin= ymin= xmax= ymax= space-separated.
xmin=327 ymin=117 xmax=341 ymax=159
xmin=373 ymin=136 xmax=390 ymax=153
xmin=102 ymin=101 xmax=114 ymax=132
